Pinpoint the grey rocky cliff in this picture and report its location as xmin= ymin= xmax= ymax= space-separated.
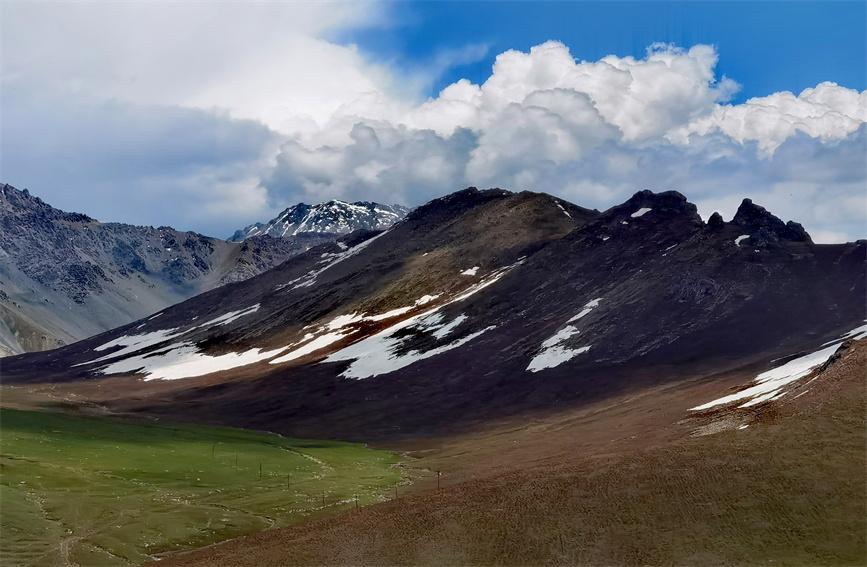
xmin=0 ymin=184 xmax=333 ymax=356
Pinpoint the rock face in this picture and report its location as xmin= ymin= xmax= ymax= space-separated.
xmin=732 ymin=198 xmax=813 ymax=245
xmin=229 ymin=200 xmax=409 ymax=241
xmin=4 ymin=186 xmax=863 ymax=443
xmin=0 ymin=184 xmax=333 ymax=356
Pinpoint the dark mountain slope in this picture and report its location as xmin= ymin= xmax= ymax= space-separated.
xmin=1 ymin=188 xmax=863 ymax=442
xmin=0 ymin=188 xmax=588 ymax=373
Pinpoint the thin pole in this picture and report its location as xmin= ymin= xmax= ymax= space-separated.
xmin=437 ymin=470 xmax=441 ymax=491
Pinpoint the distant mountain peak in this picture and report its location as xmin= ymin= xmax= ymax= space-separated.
xmin=229 ymin=200 xmax=409 ymax=241
xmin=2 ymin=183 xmax=95 ymax=223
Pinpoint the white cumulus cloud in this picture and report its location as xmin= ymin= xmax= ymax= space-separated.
xmin=263 ymin=41 xmax=865 ymax=242
xmin=670 ymin=81 xmax=867 ymax=154
xmin=2 ymin=3 xmax=864 ymax=242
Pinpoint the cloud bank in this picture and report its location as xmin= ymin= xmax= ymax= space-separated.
xmin=2 ymin=4 xmax=864 ymax=241
xmin=267 ymin=41 xmax=865 ymax=241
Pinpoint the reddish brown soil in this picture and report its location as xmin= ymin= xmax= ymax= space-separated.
xmin=153 ymin=342 xmax=867 ymax=566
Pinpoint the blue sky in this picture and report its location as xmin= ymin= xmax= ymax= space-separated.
xmin=2 ymin=1 xmax=865 ymax=242
xmin=349 ymin=1 xmax=866 ymax=102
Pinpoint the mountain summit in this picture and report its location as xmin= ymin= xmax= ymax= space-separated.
xmin=229 ymin=200 xmax=409 ymax=241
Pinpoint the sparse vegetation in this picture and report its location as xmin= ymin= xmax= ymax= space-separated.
xmin=159 ymin=345 xmax=867 ymax=566
xmin=0 ymin=408 xmax=404 ymax=566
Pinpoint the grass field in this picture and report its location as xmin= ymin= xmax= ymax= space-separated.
xmin=0 ymin=407 xmax=404 ymax=566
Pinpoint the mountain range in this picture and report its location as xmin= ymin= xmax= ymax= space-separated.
xmin=0 ymin=185 xmax=406 ymax=356
xmin=3 ymin=186 xmax=863 ymax=442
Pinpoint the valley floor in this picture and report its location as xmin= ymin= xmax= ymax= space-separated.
xmin=2 ymin=342 xmax=864 ymax=566
xmin=0 ymin=409 xmax=404 ymax=566
xmin=158 ymin=341 xmax=867 ymax=566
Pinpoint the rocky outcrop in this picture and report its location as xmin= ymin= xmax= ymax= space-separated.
xmin=732 ymin=198 xmax=813 ymax=244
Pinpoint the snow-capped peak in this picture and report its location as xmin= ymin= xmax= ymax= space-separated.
xmin=229 ymin=200 xmax=409 ymax=241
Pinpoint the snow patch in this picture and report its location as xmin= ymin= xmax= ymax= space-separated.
xmin=460 ymin=266 xmax=480 ymax=276
xmin=326 ymin=313 xmax=364 ymax=330
xmin=452 ymin=261 xmax=522 ymax=302
xmin=540 ymin=325 xmax=579 ymax=348
xmin=431 ymin=314 xmax=467 ymax=339
xmin=735 ymin=235 xmax=750 ymax=247
xmin=82 ymin=328 xmax=184 ymax=365
xmin=195 ymin=304 xmax=260 ymax=328
xmin=269 ymin=332 xmax=350 ymax=364
xmin=78 ymin=304 xmax=263 ymax=369
xmin=324 ymin=310 xmax=495 ymax=379
xmin=567 ymin=298 xmax=603 ymax=323
xmin=97 ymin=343 xmax=287 ymax=381
xmin=365 ymin=307 xmax=414 ymax=322
xmin=527 ymin=298 xmax=601 ymax=372
xmin=690 ymin=322 xmax=867 ymax=411
xmin=527 ymin=345 xmax=590 ymax=372
xmin=630 ymin=207 xmax=652 ymax=218
xmin=316 ymin=260 xmax=525 ymax=379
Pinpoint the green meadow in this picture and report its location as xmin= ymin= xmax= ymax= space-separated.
xmin=0 ymin=407 xmax=404 ymax=566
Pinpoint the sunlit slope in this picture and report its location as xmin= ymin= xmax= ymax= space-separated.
xmin=0 ymin=408 xmax=404 ymax=566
